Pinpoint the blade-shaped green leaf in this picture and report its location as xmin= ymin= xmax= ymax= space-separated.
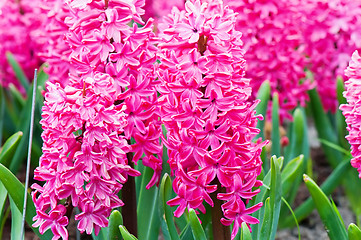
xmin=281 ymin=155 xmax=304 ymax=195
xmin=180 ymin=223 xmax=194 ymax=240
xmin=240 ymin=222 xmax=252 ymax=240
xmin=271 ymin=94 xmax=280 ymax=157
xmin=286 ymin=108 xmax=307 ymax=162
xmin=9 ymin=84 xmax=26 ymax=108
xmin=119 ymin=226 xmax=138 ymax=240
xmin=92 ymin=230 xmax=108 ymax=240
xmin=337 ymin=77 xmax=346 ymax=105
xmin=189 ymin=209 xmax=207 ymax=240
xmin=303 ymin=174 xmax=348 ymax=240
xmin=0 ymin=183 xmax=7 ymax=223
xmin=279 ymin=155 xmax=304 ymax=225
xmin=137 ymin=165 xmax=160 ymax=240
xmin=108 ymin=210 xmax=123 ymax=240
xmin=6 ymin=52 xmax=29 ymax=92
xmin=0 ymin=131 xmax=23 ymax=168
xmin=269 ymin=156 xmax=282 ymax=240
xmin=9 ymin=81 xmax=38 ymax=173
xmin=308 ymin=88 xmax=341 ymax=168
xmin=159 ymin=174 xmax=180 ymax=240
xmin=251 ymin=165 xmax=271 ymax=239
xmin=10 ymin=196 xmax=24 ymax=240
xmin=0 ymin=163 xmax=52 ymax=239
xmin=255 ymin=80 xmax=270 ymax=140
xmin=281 ymin=158 xmax=351 ymax=227
xmin=281 ymin=197 xmax=300 ymax=240
xmin=260 ymin=197 xmax=271 ymax=239
xmin=348 ymin=223 xmax=361 ymax=240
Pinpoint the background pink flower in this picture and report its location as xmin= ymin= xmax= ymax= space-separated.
xmin=0 ymin=0 xmax=44 ymax=92
xmin=300 ymin=0 xmax=361 ymax=112
xmin=224 ymin=0 xmax=312 ymax=121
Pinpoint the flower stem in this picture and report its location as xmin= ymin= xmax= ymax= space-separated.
xmin=122 ymin=152 xmax=138 ymax=237
xmin=210 ymin=178 xmax=230 ymax=240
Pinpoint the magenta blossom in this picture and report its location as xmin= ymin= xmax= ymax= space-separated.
xmin=33 ymin=0 xmax=161 ymax=238
xmin=300 ymin=0 xmax=361 ymax=112
xmin=224 ymin=0 xmax=312 ymax=122
xmin=0 ymin=0 xmax=44 ymax=92
xmin=340 ymin=50 xmax=361 ymax=177
xmin=157 ymin=0 xmax=265 ymax=238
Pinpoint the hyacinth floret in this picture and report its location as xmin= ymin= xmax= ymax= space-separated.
xmin=340 ymin=50 xmax=361 ymax=177
xmin=157 ymin=0 xmax=265 ymax=238
xmin=32 ymin=0 xmax=161 ymax=238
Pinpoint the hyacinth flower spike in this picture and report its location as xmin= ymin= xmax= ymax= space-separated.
xmin=157 ymin=0 xmax=266 ymax=239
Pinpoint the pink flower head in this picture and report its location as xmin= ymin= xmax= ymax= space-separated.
xmin=0 ymin=0 xmax=44 ymax=92
xmin=224 ymin=0 xmax=313 ymax=121
xmin=340 ymin=50 xmax=361 ymax=177
xmin=33 ymin=0 xmax=161 ymax=238
xmin=300 ymin=0 xmax=361 ymax=112
xmin=157 ymin=0 xmax=265 ymax=238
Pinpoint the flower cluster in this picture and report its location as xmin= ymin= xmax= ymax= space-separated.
xmin=32 ymin=0 xmax=161 ymax=238
xmin=300 ymin=0 xmax=361 ymax=112
xmin=340 ymin=50 xmax=361 ymax=177
xmin=157 ymin=0 xmax=265 ymax=238
xmin=224 ymin=0 xmax=312 ymax=121
xmin=34 ymin=0 xmax=72 ymax=86
xmin=0 ymin=0 xmax=43 ymax=92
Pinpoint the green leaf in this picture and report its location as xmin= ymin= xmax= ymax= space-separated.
xmin=268 ymin=156 xmax=282 ymax=240
xmin=281 ymin=155 xmax=304 ymax=195
xmin=271 ymin=93 xmax=280 ymax=157
xmin=286 ymin=108 xmax=308 ymax=162
xmin=303 ymin=174 xmax=348 ymax=240
xmin=308 ymin=88 xmax=341 ymax=168
xmin=253 ymin=156 xmax=282 ymax=240
xmin=0 ymin=131 xmax=23 ymax=168
xmin=6 ymin=52 xmax=29 ymax=92
xmin=240 ymin=222 xmax=252 ymax=240
xmin=279 ymin=155 xmax=304 ymax=225
xmin=255 ymin=81 xmax=271 ymax=140
xmin=281 ymin=197 xmax=300 ymax=240
xmin=137 ymin=165 xmax=160 ymax=240
xmin=180 ymin=224 xmax=194 ymax=240
xmin=119 ymin=226 xmax=138 ymax=240
xmin=337 ymin=77 xmax=346 ymax=105
xmin=10 ymin=196 xmax=23 ymax=240
xmin=108 ymin=210 xmax=123 ymax=240
xmin=8 ymin=84 xmax=26 ymax=108
xmin=189 ymin=209 xmax=207 ymax=240
xmin=159 ymin=174 xmax=180 ymax=240
xmin=0 ymin=182 xmax=7 ymax=227
xmin=0 ymin=206 xmax=10 ymax=240
xmin=92 ymin=228 xmax=108 ymax=240
xmin=260 ymin=197 xmax=271 ymax=238
xmin=0 ymin=163 xmax=52 ymax=239
xmin=318 ymin=139 xmax=352 ymax=157
xmin=281 ymin=158 xmax=351 ymax=227
xmin=348 ymin=223 xmax=361 ymax=240
xmin=9 ymin=81 xmax=39 ymax=173
xmin=251 ymin=164 xmax=271 ymax=239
